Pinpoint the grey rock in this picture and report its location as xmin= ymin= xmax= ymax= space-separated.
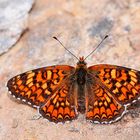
xmin=0 ymin=0 xmax=34 ymax=55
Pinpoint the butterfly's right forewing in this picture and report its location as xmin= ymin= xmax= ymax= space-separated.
xmin=88 ymin=64 xmax=140 ymax=105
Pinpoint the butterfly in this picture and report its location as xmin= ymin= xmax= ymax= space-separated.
xmin=7 ymin=36 xmax=140 ymax=124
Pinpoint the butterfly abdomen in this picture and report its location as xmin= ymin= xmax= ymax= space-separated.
xmin=77 ymin=84 xmax=86 ymax=113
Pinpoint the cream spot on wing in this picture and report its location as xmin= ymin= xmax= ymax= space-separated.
xmin=27 ymin=72 xmax=35 ymax=79
xmin=111 ymin=69 xmax=116 ymax=79
xmin=129 ymin=70 xmax=137 ymax=78
xmin=47 ymin=71 xmax=52 ymax=80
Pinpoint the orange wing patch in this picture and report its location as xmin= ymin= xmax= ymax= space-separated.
xmin=39 ymin=83 xmax=77 ymax=122
xmin=88 ymin=65 xmax=140 ymax=106
xmin=86 ymin=84 xmax=125 ymax=124
xmin=7 ymin=65 xmax=75 ymax=108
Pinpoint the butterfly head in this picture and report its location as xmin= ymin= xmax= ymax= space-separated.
xmin=76 ymin=56 xmax=87 ymax=67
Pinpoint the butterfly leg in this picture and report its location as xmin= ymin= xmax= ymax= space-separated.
xmin=31 ymin=107 xmax=42 ymax=120
xmin=72 ymin=83 xmax=79 ymax=115
xmin=85 ymin=86 xmax=89 ymax=113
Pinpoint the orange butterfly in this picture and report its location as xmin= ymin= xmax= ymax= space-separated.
xmin=7 ymin=36 xmax=140 ymax=124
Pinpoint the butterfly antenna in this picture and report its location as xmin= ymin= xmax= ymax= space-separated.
xmin=53 ymin=36 xmax=79 ymax=61
xmin=84 ymin=35 xmax=109 ymax=60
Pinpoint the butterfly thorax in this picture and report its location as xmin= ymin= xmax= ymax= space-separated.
xmin=76 ymin=57 xmax=87 ymax=85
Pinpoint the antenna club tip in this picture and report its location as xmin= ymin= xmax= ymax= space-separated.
xmin=53 ymin=36 xmax=57 ymax=40
xmin=104 ymin=34 xmax=109 ymax=39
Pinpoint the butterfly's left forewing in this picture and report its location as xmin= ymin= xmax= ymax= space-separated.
xmin=7 ymin=65 xmax=75 ymax=108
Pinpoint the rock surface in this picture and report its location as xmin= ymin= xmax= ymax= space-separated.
xmin=0 ymin=0 xmax=34 ymax=55
xmin=0 ymin=0 xmax=140 ymax=140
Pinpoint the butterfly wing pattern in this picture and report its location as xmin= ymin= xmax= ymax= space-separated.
xmin=86 ymin=64 xmax=140 ymax=123
xmin=7 ymin=65 xmax=78 ymax=122
xmin=39 ymin=78 xmax=78 ymax=122
xmin=7 ymin=58 xmax=140 ymax=124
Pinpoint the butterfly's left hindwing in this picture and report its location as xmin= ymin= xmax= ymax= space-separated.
xmin=7 ymin=65 xmax=75 ymax=108
xmin=39 ymin=80 xmax=77 ymax=122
